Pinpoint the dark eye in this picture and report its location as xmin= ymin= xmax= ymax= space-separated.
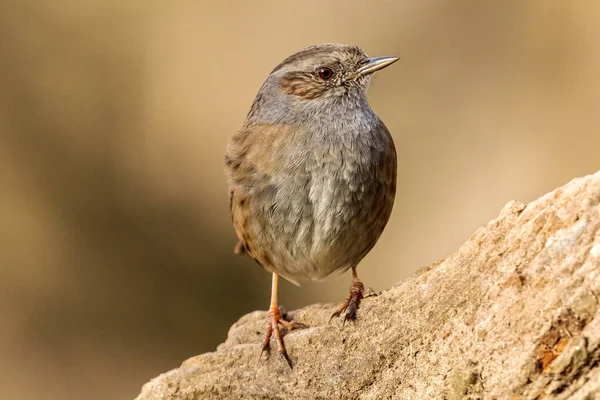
xmin=317 ymin=67 xmax=334 ymax=80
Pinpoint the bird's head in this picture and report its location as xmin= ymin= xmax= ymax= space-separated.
xmin=271 ymin=43 xmax=398 ymax=101
xmin=244 ymin=43 xmax=398 ymax=125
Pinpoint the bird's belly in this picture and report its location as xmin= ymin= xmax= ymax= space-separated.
xmin=256 ymin=167 xmax=392 ymax=283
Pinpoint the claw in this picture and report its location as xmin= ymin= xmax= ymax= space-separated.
xmin=331 ymin=274 xmax=364 ymax=325
xmin=282 ymin=320 xmax=309 ymax=331
xmin=329 ymin=307 xmax=344 ymax=323
xmin=260 ymin=321 xmax=273 ymax=359
xmin=261 ymin=306 xmax=307 ymax=368
xmin=281 ymin=350 xmax=293 ymax=369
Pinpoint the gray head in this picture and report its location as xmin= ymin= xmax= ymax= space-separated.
xmin=245 ymin=43 xmax=398 ymax=126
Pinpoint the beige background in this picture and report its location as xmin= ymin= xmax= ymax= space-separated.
xmin=1 ymin=1 xmax=599 ymax=399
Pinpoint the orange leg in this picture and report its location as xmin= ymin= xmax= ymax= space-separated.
xmin=329 ymin=267 xmax=364 ymax=324
xmin=260 ymin=273 xmax=307 ymax=368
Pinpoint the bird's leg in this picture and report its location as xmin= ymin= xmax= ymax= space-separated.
xmin=329 ymin=267 xmax=364 ymax=324
xmin=260 ymin=273 xmax=307 ymax=368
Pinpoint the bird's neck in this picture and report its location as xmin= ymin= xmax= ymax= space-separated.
xmin=245 ymin=85 xmax=378 ymax=135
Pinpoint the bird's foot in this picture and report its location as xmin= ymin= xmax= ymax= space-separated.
xmin=260 ymin=306 xmax=308 ymax=368
xmin=329 ymin=277 xmax=364 ymax=325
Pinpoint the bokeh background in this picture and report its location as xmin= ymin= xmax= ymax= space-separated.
xmin=1 ymin=1 xmax=600 ymax=399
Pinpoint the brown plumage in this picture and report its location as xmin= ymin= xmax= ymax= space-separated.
xmin=225 ymin=43 xmax=398 ymax=367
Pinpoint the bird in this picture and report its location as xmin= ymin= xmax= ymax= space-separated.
xmin=224 ymin=43 xmax=398 ymax=367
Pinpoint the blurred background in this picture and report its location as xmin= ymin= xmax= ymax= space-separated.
xmin=1 ymin=1 xmax=599 ymax=399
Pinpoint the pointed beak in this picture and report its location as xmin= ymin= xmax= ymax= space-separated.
xmin=349 ymin=56 xmax=399 ymax=80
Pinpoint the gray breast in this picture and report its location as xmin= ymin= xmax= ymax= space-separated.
xmin=258 ymin=116 xmax=395 ymax=282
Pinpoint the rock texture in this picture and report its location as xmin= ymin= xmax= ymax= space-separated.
xmin=137 ymin=171 xmax=600 ymax=400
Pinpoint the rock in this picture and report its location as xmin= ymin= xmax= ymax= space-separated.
xmin=136 ymin=171 xmax=600 ymax=400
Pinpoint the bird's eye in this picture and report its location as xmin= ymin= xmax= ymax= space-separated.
xmin=317 ymin=67 xmax=334 ymax=80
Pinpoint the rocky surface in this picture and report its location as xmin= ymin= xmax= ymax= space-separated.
xmin=137 ymin=171 xmax=600 ymax=400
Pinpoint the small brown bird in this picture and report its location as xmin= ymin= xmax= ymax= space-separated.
xmin=225 ymin=43 xmax=398 ymax=367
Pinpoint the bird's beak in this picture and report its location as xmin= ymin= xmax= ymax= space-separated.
xmin=348 ymin=56 xmax=399 ymax=80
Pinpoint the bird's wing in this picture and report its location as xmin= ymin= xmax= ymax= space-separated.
xmin=224 ymin=123 xmax=298 ymax=263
